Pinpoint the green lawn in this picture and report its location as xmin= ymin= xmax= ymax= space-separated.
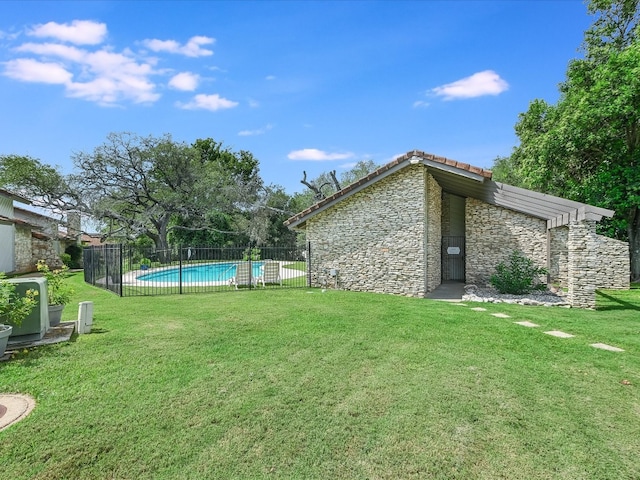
xmin=1 ymin=275 xmax=639 ymax=479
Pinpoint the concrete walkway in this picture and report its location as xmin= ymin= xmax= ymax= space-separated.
xmin=1 ymin=322 xmax=75 ymax=362
xmin=426 ymin=281 xmax=465 ymax=301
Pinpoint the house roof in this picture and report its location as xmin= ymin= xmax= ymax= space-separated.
xmin=0 ymin=188 xmax=30 ymax=204
xmin=14 ymin=206 xmax=59 ymax=222
xmin=82 ymin=233 xmax=104 ymax=246
xmin=0 ymin=214 xmax=37 ymax=228
xmin=284 ymin=150 xmax=614 ymax=230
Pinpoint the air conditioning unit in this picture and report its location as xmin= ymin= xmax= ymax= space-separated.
xmin=8 ymin=277 xmax=49 ymax=342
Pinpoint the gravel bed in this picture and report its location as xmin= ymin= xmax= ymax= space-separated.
xmin=462 ymin=285 xmax=570 ymax=307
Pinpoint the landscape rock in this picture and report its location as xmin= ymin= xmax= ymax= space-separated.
xmin=462 ymin=286 xmax=570 ymax=307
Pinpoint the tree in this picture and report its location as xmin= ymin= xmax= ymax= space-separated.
xmin=73 ymin=133 xmax=269 ymax=251
xmin=71 ymin=133 xmax=201 ymax=252
xmin=295 ymin=159 xmax=380 ymax=210
xmin=1 ymin=133 xmax=271 ymax=252
xmin=0 ymin=154 xmax=82 ymax=215
xmin=494 ymin=0 xmax=640 ymax=281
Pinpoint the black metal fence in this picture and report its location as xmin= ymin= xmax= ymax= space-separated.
xmin=83 ymin=243 xmax=310 ymax=296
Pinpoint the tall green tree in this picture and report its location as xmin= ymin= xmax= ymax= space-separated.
xmin=495 ymin=0 xmax=640 ymax=281
xmin=0 ymin=154 xmax=79 ymax=214
xmin=1 ymin=133 xmax=270 ymax=251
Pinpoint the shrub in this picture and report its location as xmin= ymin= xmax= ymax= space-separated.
xmin=60 ymin=253 xmax=72 ymax=267
xmin=243 ymin=247 xmax=261 ymax=261
xmin=36 ymin=260 xmax=74 ymax=306
xmin=65 ymin=244 xmax=83 ymax=268
xmin=0 ymin=273 xmax=39 ymax=327
xmin=490 ymin=251 xmax=548 ymax=295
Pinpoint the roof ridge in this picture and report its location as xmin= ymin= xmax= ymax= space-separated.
xmin=284 ymin=149 xmax=492 ymax=227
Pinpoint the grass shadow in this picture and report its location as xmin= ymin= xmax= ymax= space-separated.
xmin=596 ymin=290 xmax=640 ymax=312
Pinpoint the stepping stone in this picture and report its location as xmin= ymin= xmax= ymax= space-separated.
xmin=470 ymin=307 xmax=487 ymax=312
xmin=590 ymin=343 xmax=624 ymax=352
xmin=514 ymin=321 xmax=539 ymax=327
xmin=451 ymin=303 xmax=467 ymax=307
xmin=544 ymin=330 xmax=574 ymax=338
xmin=491 ymin=313 xmax=511 ymax=318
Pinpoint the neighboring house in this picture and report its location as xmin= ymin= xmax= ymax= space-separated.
xmin=81 ymin=233 xmax=104 ymax=247
xmin=0 ymin=189 xmax=78 ymax=274
xmin=285 ymin=150 xmax=630 ymax=309
xmin=0 ymin=188 xmax=31 ymax=273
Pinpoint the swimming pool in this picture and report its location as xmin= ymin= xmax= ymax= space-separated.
xmin=137 ymin=262 xmax=264 ymax=283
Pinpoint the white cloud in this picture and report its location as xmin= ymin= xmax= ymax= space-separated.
xmin=238 ymin=124 xmax=273 ymax=136
xmin=168 ymin=71 xmax=199 ymax=91
xmin=17 ymin=42 xmax=87 ymax=62
xmin=247 ymin=98 xmax=260 ymax=108
xmin=143 ymin=35 xmax=214 ymax=57
xmin=71 ymin=50 xmax=158 ymax=104
xmin=265 ymin=75 xmax=276 ymax=81
xmin=431 ymin=70 xmax=508 ymax=100
xmin=3 ymin=22 xmax=220 ymax=107
xmin=4 ymin=42 xmax=160 ymax=105
xmin=28 ymin=20 xmax=107 ymax=45
xmin=288 ymin=149 xmax=354 ymax=161
xmin=177 ymin=93 xmax=238 ymax=111
xmin=413 ymin=100 xmax=430 ymax=109
xmin=3 ymin=58 xmax=72 ymax=84
xmin=67 ymin=75 xmax=159 ymax=105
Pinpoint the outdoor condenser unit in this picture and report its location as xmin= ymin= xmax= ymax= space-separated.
xmin=8 ymin=277 xmax=49 ymax=342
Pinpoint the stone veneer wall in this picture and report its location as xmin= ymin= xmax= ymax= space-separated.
xmin=14 ymin=226 xmax=62 ymax=273
xmin=567 ymin=220 xmax=598 ymax=308
xmin=465 ymin=198 xmax=548 ymax=286
xmin=549 ymin=226 xmax=569 ymax=288
xmin=306 ymin=165 xmax=428 ymax=297
xmin=594 ymin=234 xmax=629 ymax=289
xmin=14 ymin=224 xmax=33 ymax=273
xmin=425 ymin=173 xmax=441 ymax=292
xmin=549 ymin=225 xmax=628 ymax=292
xmin=32 ymin=237 xmax=63 ymax=269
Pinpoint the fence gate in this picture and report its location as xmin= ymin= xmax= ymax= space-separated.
xmin=442 ymin=236 xmax=465 ymax=281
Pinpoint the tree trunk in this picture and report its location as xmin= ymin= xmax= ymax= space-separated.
xmin=146 ymin=215 xmax=171 ymax=264
xmin=629 ymin=206 xmax=640 ymax=283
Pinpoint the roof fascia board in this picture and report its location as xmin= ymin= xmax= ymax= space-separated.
xmin=547 ymin=207 xmax=608 ymax=229
xmin=494 ymin=182 xmax=614 ymax=218
xmin=442 ymin=180 xmax=567 ymax=219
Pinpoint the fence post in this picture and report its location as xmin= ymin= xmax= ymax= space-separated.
xmin=248 ymin=243 xmax=253 ymax=290
xmin=105 ymin=245 xmax=110 ymax=292
xmin=179 ymin=245 xmax=183 ymax=295
xmin=119 ymin=244 xmax=123 ymax=297
xmin=307 ymin=242 xmax=312 ymax=288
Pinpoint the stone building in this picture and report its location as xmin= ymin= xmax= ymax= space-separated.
xmin=0 ymin=189 xmax=77 ymax=274
xmin=285 ymin=151 xmax=630 ymax=308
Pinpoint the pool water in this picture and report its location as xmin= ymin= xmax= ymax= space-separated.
xmin=137 ymin=262 xmax=264 ymax=283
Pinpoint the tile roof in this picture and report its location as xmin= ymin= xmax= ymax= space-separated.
xmin=284 ymin=150 xmax=492 ymax=227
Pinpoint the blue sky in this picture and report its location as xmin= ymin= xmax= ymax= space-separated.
xmin=0 ymin=1 xmax=592 ymax=195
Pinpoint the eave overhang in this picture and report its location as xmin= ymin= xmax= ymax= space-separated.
xmin=284 ymin=149 xmax=614 ymax=230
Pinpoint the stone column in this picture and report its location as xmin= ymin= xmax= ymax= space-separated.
xmin=567 ymin=220 xmax=597 ymax=308
xmin=66 ymin=212 xmax=82 ymax=245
